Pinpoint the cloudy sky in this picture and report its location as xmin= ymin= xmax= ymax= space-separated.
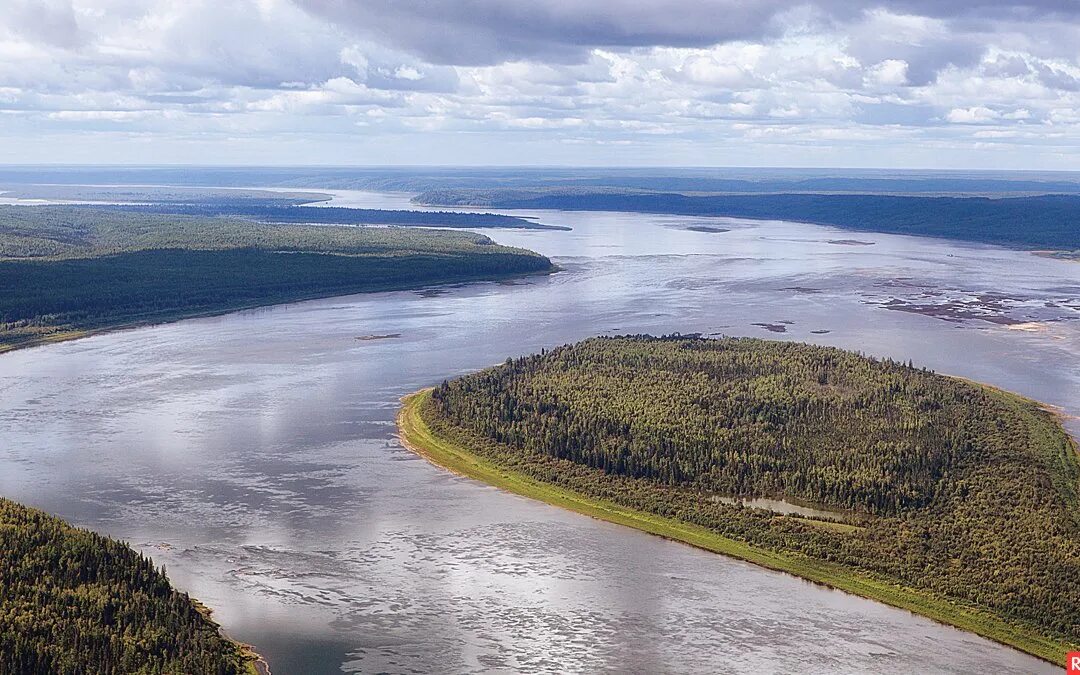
xmin=1 ymin=0 xmax=1078 ymax=167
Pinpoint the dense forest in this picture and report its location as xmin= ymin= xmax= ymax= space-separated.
xmin=422 ymin=336 xmax=1080 ymax=655
xmin=101 ymin=204 xmax=563 ymax=230
xmin=0 ymin=498 xmax=254 ymax=674
xmin=0 ymin=206 xmax=553 ymax=350
xmin=417 ymin=189 xmax=1080 ymax=251
xmin=0 ymin=184 xmax=562 ymax=230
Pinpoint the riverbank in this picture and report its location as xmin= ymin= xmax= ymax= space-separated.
xmin=0 ymin=266 xmax=557 ymax=674
xmin=397 ymin=387 xmax=1069 ymax=665
xmin=191 ymin=599 xmax=268 ymax=675
xmin=0 ymin=497 xmax=260 ymax=674
xmin=0 ymin=265 xmax=557 ymax=355
xmin=0 ymin=206 xmax=557 ymax=352
xmin=414 ymin=189 xmax=1080 ymax=252
xmin=1033 ymin=249 xmax=1080 ymax=262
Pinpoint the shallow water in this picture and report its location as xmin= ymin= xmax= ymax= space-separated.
xmin=2 ymin=189 xmax=1077 ymax=674
xmin=712 ymin=496 xmax=851 ymax=522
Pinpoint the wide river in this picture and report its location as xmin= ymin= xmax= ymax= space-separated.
xmin=3 ymin=190 xmax=1078 ymax=674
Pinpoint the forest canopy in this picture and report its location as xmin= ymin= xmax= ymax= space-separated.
xmin=0 ymin=184 xmax=564 ymax=230
xmin=0 ymin=498 xmax=254 ymax=675
xmin=421 ymin=336 xmax=1080 ymax=659
xmin=0 ymin=205 xmax=553 ymax=350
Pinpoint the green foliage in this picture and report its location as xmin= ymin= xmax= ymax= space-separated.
xmin=0 ymin=499 xmax=251 ymax=675
xmin=428 ymin=336 xmax=1080 ymax=651
xmin=0 ymin=205 xmax=551 ymax=259
xmin=0 ymin=206 xmax=552 ymax=348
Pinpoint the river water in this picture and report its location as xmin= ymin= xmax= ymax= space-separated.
xmin=2 ymin=190 xmax=1077 ymax=674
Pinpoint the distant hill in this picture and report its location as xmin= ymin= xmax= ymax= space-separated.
xmin=2 ymin=166 xmax=1079 ymax=195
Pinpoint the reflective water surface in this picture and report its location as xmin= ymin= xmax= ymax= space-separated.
xmin=2 ymin=190 xmax=1077 ymax=674
xmin=712 ymin=496 xmax=852 ymax=522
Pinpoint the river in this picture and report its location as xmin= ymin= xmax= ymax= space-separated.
xmin=2 ymin=189 xmax=1076 ymax=673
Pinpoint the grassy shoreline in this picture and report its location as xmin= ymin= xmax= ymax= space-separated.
xmin=398 ymin=387 xmax=1069 ymax=665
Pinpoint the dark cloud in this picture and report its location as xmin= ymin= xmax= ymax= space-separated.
xmin=4 ymin=0 xmax=84 ymax=48
xmin=293 ymin=0 xmax=1078 ymax=66
xmin=982 ymin=54 xmax=1032 ymax=78
xmin=1035 ymin=63 xmax=1080 ymax=92
xmin=0 ymin=0 xmax=1075 ymax=168
xmin=292 ymin=1 xmax=803 ymax=65
xmin=847 ymin=29 xmax=988 ymax=86
xmin=886 ymin=0 xmax=1080 ymax=20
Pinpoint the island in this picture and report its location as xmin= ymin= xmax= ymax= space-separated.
xmin=0 ymin=184 xmax=568 ymax=230
xmin=0 ymin=498 xmax=259 ymax=674
xmin=399 ymin=335 xmax=1080 ymax=663
xmin=0 ymin=205 xmax=555 ymax=351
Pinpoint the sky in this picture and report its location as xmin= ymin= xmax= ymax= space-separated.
xmin=0 ymin=0 xmax=1078 ymax=168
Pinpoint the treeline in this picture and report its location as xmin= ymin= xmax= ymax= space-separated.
xmin=417 ymin=189 xmax=1080 ymax=250
xmin=0 ymin=206 xmax=552 ymax=258
xmin=0 ymin=206 xmax=553 ymax=349
xmin=426 ymin=336 xmax=1080 ymax=648
xmin=0 ymin=498 xmax=252 ymax=674
xmin=1 ymin=181 xmax=559 ymax=230
xmin=435 ymin=337 xmax=964 ymax=514
xmin=98 ymin=203 xmax=565 ymax=230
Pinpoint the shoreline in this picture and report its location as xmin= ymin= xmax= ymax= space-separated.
xmin=413 ymin=195 xmax=1078 ymax=255
xmin=396 ymin=387 xmax=1069 ymax=666
xmin=0 ymin=265 xmax=558 ymax=355
xmin=0 ymin=266 xmax=554 ymax=674
xmin=191 ymin=599 xmax=270 ymax=675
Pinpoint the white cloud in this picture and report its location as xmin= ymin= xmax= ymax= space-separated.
xmin=0 ymin=1 xmax=1074 ymax=166
xmin=945 ymin=106 xmax=999 ymax=123
xmin=865 ymin=60 xmax=909 ymax=87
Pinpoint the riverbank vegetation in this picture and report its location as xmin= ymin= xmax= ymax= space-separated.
xmin=0 ymin=206 xmax=554 ymax=350
xmin=0 ymin=498 xmax=256 ymax=674
xmin=106 ymin=203 xmax=564 ymax=230
xmin=402 ymin=336 xmax=1080 ymax=662
xmin=1 ymin=184 xmax=563 ymax=230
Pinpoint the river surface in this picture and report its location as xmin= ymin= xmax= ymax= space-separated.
xmin=3 ymin=189 xmax=1078 ymax=674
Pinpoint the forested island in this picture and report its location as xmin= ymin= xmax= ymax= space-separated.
xmin=400 ymin=336 xmax=1080 ymax=662
xmin=416 ymin=189 xmax=1080 ymax=251
xmin=0 ymin=206 xmax=553 ymax=351
xmin=0 ymin=498 xmax=257 ymax=674
xmin=102 ymin=203 xmax=565 ymax=230
xmin=0 ymin=184 xmax=565 ymax=230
